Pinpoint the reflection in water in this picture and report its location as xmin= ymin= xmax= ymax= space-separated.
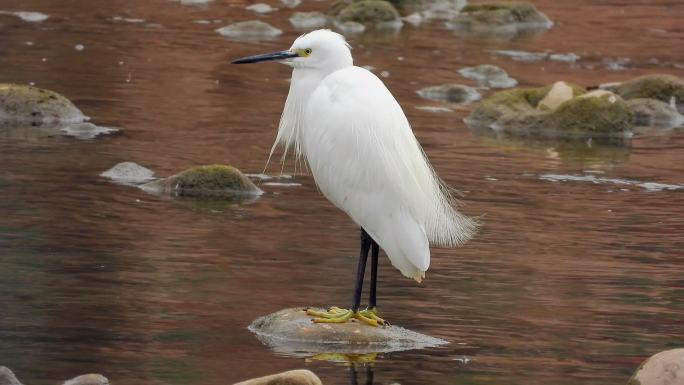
xmin=348 ymin=365 xmax=374 ymax=385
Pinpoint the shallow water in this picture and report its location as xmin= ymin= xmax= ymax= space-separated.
xmin=1 ymin=0 xmax=683 ymax=384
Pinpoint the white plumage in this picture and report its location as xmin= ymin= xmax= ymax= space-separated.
xmin=264 ymin=30 xmax=477 ymax=282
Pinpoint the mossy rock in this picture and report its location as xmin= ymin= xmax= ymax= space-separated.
xmin=448 ymin=1 xmax=552 ymax=36
xmin=626 ymin=98 xmax=684 ymax=128
xmin=628 ymin=349 xmax=684 ymax=385
xmin=615 ymin=74 xmax=684 ymax=109
xmin=416 ymin=84 xmax=481 ymax=104
xmin=467 ymin=84 xmax=634 ymax=137
xmin=141 ymin=165 xmax=262 ymax=199
xmin=0 ymin=84 xmax=88 ymax=125
xmin=331 ymin=0 xmax=401 ymax=24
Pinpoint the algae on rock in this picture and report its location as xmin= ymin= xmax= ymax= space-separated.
xmin=0 ymin=84 xmax=88 ymax=125
xmin=447 ymin=2 xmax=553 ymax=38
xmin=141 ymin=164 xmax=262 ymax=199
xmin=615 ymin=74 xmax=684 ymax=110
xmin=416 ymin=84 xmax=481 ymax=104
xmin=329 ymin=0 xmax=402 ymax=27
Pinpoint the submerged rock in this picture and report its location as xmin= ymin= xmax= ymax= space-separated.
xmin=0 ymin=84 xmax=88 ymax=125
xmin=615 ymin=74 xmax=684 ymax=110
xmin=0 ymin=367 xmax=22 ymax=385
xmin=334 ymin=20 xmax=366 ymax=35
xmin=627 ymin=98 xmax=684 ymax=128
xmin=281 ymin=0 xmax=302 ymax=8
xmin=101 ymin=162 xmax=155 ymax=186
xmin=290 ymin=12 xmax=328 ymax=29
xmin=467 ymin=83 xmax=634 ymax=137
xmin=458 ymin=64 xmax=517 ymax=88
xmin=447 ymin=2 xmax=553 ymax=37
xmin=492 ymin=49 xmax=548 ymax=62
xmin=59 ymin=122 xmax=117 ymax=139
xmin=141 ymin=164 xmax=262 ymax=199
xmin=0 ymin=11 xmax=49 ymax=23
xmin=215 ymin=21 xmax=282 ymax=40
xmin=416 ymin=84 xmax=481 ymax=104
xmin=234 ymin=370 xmax=322 ymax=385
xmin=246 ymin=3 xmax=276 ymax=14
xmin=628 ymin=349 xmax=684 ymax=385
xmin=62 ymin=374 xmax=109 ymax=385
xmin=329 ymin=0 xmax=402 ymax=28
xmin=249 ymin=308 xmax=447 ymax=356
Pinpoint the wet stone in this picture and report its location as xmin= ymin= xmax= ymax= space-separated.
xmin=447 ymin=2 xmax=553 ymax=37
xmin=416 ymin=84 xmax=481 ymax=104
xmin=246 ymin=3 xmax=276 ymax=14
xmin=0 ymin=11 xmax=49 ymax=23
xmin=458 ymin=64 xmax=517 ymax=89
xmin=62 ymin=374 xmax=109 ymax=385
xmin=628 ymin=348 xmax=684 ymax=385
xmin=249 ymin=308 xmax=448 ymax=356
xmin=59 ymin=122 xmax=117 ymax=140
xmin=0 ymin=366 xmax=22 ymax=385
xmin=215 ymin=21 xmax=282 ymax=40
xmin=101 ymin=162 xmax=156 ymax=186
xmin=290 ymin=12 xmax=328 ymax=29
xmin=233 ymin=369 xmax=322 ymax=385
xmin=334 ymin=20 xmax=366 ymax=35
xmin=615 ymin=74 xmax=684 ymax=111
xmin=330 ymin=0 xmax=402 ymax=27
xmin=0 ymin=84 xmax=88 ymax=125
xmin=141 ymin=164 xmax=262 ymax=199
xmin=627 ymin=98 xmax=684 ymax=128
xmin=281 ymin=0 xmax=302 ymax=8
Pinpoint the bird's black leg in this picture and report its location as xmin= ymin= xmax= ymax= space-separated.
xmin=368 ymin=239 xmax=379 ymax=309
xmin=351 ymin=228 xmax=372 ymax=313
xmin=349 ymin=365 xmax=358 ymax=385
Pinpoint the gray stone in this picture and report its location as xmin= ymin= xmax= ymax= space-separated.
xmin=246 ymin=3 xmax=276 ymax=14
xmin=0 ymin=367 xmax=22 ymax=385
xmin=281 ymin=0 xmax=302 ymax=8
xmin=615 ymin=74 xmax=684 ymax=111
xmin=447 ymin=2 xmax=553 ymax=37
xmin=0 ymin=84 xmax=88 ymax=125
xmin=416 ymin=84 xmax=481 ymax=104
xmin=330 ymin=0 xmax=402 ymax=27
xmin=627 ymin=98 xmax=684 ymax=128
xmin=628 ymin=348 xmax=684 ymax=385
xmin=249 ymin=308 xmax=448 ymax=356
xmin=59 ymin=122 xmax=117 ymax=140
xmin=215 ymin=21 xmax=282 ymax=40
xmin=334 ymin=21 xmax=366 ymax=35
xmin=141 ymin=164 xmax=262 ymax=199
xmin=458 ymin=64 xmax=517 ymax=88
xmin=62 ymin=374 xmax=109 ymax=385
xmin=289 ymin=12 xmax=328 ymax=29
xmin=0 ymin=11 xmax=49 ymax=23
xmin=101 ymin=162 xmax=156 ymax=186
xmin=492 ymin=49 xmax=548 ymax=62
xmin=233 ymin=370 xmax=322 ymax=385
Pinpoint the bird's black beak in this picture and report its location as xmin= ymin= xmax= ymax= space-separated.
xmin=232 ymin=50 xmax=298 ymax=64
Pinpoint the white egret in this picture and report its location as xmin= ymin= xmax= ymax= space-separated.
xmin=233 ymin=29 xmax=477 ymax=326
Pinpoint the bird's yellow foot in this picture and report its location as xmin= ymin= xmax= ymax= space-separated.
xmin=306 ymin=306 xmax=387 ymax=327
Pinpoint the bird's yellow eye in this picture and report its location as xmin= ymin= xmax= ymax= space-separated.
xmin=299 ymin=48 xmax=312 ymax=57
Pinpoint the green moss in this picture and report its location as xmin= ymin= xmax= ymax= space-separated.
xmin=335 ymin=0 xmax=400 ymax=23
xmin=171 ymin=165 xmax=259 ymax=197
xmin=549 ymin=94 xmax=633 ymax=134
xmin=616 ymin=74 xmax=684 ymax=105
xmin=0 ymin=84 xmax=86 ymax=124
xmin=459 ymin=2 xmax=546 ymax=23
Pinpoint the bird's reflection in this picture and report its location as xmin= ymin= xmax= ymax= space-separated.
xmin=349 ymin=364 xmax=374 ymax=385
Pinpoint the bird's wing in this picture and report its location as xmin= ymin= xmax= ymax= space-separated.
xmin=301 ymin=67 xmax=476 ymax=280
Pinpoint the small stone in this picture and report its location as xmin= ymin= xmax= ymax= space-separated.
xmin=289 ymin=12 xmax=328 ymax=29
xmin=416 ymin=84 xmax=481 ymax=104
xmin=627 ymin=98 xmax=684 ymax=128
xmin=628 ymin=348 xmax=684 ymax=385
xmin=447 ymin=2 xmax=553 ymax=37
xmin=458 ymin=64 xmax=517 ymax=88
xmin=62 ymin=374 xmax=109 ymax=385
xmin=246 ymin=3 xmax=276 ymax=14
xmin=492 ymin=49 xmax=548 ymax=62
xmin=234 ymin=369 xmax=322 ymax=385
xmin=281 ymin=0 xmax=302 ymax=8
xmin=74 ymin=44 xmax=85 ymax=51
xmin=0 ymin=11 xmax=49 ymax=23
xmin=331 ymin=0 xmax=402 ymax=26
xmin=101 ymin=162 xmax=156 ymax=185
xmin=215 ymin=20 xmax=282 ymax=40
xmin=59 ymin=122 xmax=118 ymax=139
xmin=615 ymin=74 xmax=684 ymax=109
xmin=180 ymin=0 xmax=214 ymax=4
xmin=334 ymin=20 xmax=366 ymax=35
xmin=538 ymin=81 xmax=574 ymax=110
xmin=140 ymin=164 xmax=262 ymax=199
xmin=0 ymin=367 xmax=23 ymax=385
xmin=549 ymin=53 xmax=580 ymax=62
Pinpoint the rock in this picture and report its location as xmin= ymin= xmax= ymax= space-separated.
xmin=628 ymin=348 xmax=684 ymax=385
xmin=458 ymin=64 xmax=517 ymax=88
xmin=281 ymin=0 xmax=302 ymax=8
xmin=215 ymin=21 xmax=282 ymax=40
xmin=549 ymin=52 xmax=580 ymax=63
xmin=0 ymin=11 xmax=49 ymax=23
xmin=289 ymin=12 xmax=328 ymax=29
xmin=180 ymin=0 xmax=214 ymax=5
xmin=0 ymin=84 xmax=88 ymax=125
xmin=0 ymin=366 xmax=22 ymax=385
xmin=62 ymin=374 xmax=109 ymax=385
xmin=59 ymin=122 xmax=117 ymax=139
xmin=249 ymin=308 xmax=448 ymax=356
xmin=140 ymin=164 xmax=262 ymax=199
xmin=101 ymin=162 xmax=156 ymax=185
xmin=466 ymin=83 xmax=634 ymax=137
xmin=538 ymin=81 xmax=574 ymax=110
xmin=329 ymin=0 xmax=402 ymax=27
xmin=233 ymin=370 xmax=322 ymax=385
xmin=627 ymin=98 xmax=684 ymax=128
xmin=615 ymin=74 xmax=684 ymax=110
xmin=447 ymin=2 xmax=553 ymax=37
xmin=492 ymin=49 xmax=548 ymax=62
xmin=416 ymin=84 xmax=481 ymax=104
xmin=246 ymin=3 xmax=276 ymax=14
xmin=334 ymin=20 xmax=366 ymax=35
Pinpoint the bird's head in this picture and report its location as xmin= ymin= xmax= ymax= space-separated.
xmin=232 ymin=29 xmax=353 ymax=71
